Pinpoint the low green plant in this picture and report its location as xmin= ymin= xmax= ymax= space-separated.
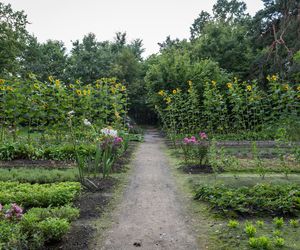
xmin=37 ymin=218 xmax=70 ymax=241
xmin=0 ymin=181 xmax=80 ymax=207
xmin=0 ymin=168 xmax=78 ymax=184
xmin=245 ymin=224 xmax=257 ymax=237
xmin=289 ymin=219 xmax=299 ymax=228
xmin=248 ymin=236 xmax=271 ymax=249
xmin=273 ymin=237 xmax=285 ymax=247
xmin=272 ymin=229 xmax=282 ymax=237
xmin=194 ymin=184 xmax=300 ymax=215
xmin=256 ymin=220 xmax=264 ymax=228
xmin=273 ymin=217 xmax=284 ymax=229
xmin=227 ymin=220 xmax=239 ymax=228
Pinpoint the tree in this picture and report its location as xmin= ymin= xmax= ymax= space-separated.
xmin=212 ymin=0 xmax=249 ymax=23
xmin=190 ymin=11 xmax=212 ymax=39
xmin=191 ymin=21 xmax=255 ymax=79
xmin=251 ymin=0 xmax=300 ymax=81
xmin=0 ymin=2 xmax=28 ymax=77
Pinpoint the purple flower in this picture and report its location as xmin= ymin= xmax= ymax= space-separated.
xmin=12 ymin=203 xmax=23 ymax=214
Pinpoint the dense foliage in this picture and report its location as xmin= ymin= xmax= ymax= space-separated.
xmin=0 ymin=181 xmax=80 ymax=207
xmin=195 ymin=183 xmax=300 ymax=216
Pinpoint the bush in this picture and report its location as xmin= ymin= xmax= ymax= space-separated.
xmin=37 ymin=218 xmax=70 ymax=242
xmin=0 ymin=220 xmax=25 ymax=249
xmin=0 ymin=141 xmax=96 ymax=161
xmin=0 ymin=206 xmax=78 ymax=249
xmin=195 ymin=183 xmax=300 ymax=216
xmin=0 ymin=181 xmax=81 ymax=207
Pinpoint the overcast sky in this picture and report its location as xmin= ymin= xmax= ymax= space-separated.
xmin=3 ymin=0 xmax=264 ymax=57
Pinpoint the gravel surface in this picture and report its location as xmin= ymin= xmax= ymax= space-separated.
xmin=99 ymin=129 xmax=199 ymax=250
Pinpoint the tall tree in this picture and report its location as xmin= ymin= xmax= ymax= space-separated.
xmin=0 ymin=2 xmax=28 ymax=77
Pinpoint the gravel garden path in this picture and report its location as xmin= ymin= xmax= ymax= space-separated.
xmin=100 ymin=128 xmax=199 ymax=250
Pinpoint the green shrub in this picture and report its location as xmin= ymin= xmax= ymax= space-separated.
xmin=0 ymin=220 xmax=26 ymax=249
xmin=0 ymin=141 xmax=96 ymax=160
xmin=25 ymin=206 xmax=80 ymax=222
xmin=37 ymin=218 xmax=70 ymax=241
xmin=0 ymin=181 xmax=81 ymax=207
xmin=194 ymin=183 xmax=300 ymax=215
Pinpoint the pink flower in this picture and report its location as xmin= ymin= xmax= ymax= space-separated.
xmin=0 ymin=203 xmax=2 ymax=212
xmin=199 ymin=132 xmax=208 ymax=140
xmin=183 ymin=138 xmax=190 ymax=144
xmin=190 ymin=136 xmax=197 ymax=143
xmin=183 ymin=136 xmax=197 ymax=144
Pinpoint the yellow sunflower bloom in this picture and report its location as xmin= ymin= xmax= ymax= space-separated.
xmin=76 ymin=89 xmax=82 ymax=96
xmin=211 ymin=80 xmax=217 ymax=87
xmin=227 ymin=83 xmax=233 ymax=89
xmin=283 ymin=84 xmax=289 ymax=91
xmin=246 ymin=85 xmax=252 ymax=91
xmin=48 ymin=76 xmax=54 ymax=82
xmin=158 ymin=90 xmax=165 ymax=96
xmin=165 ymin=97 xmax=171 ymax=104
xmin=172 ymin=89 xmax=177 ymax=94
xmin=271 ymin=75 xmax=278 ymax=81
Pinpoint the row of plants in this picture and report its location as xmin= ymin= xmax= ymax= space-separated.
xmin=156 ymin=76 xmax=300 ymax=139
xmin=0 ymin=203 xmax=79 ymax=249
xmin=0 ymin=168 xmax=78 ymax=184
xmin=0 ymin=181 xmax=80 ymax=207
xmin=219 ymin=218 xmax=300 ymax=249
xmin=0 ymin=76 xmax=128 ymax=144
xmin=194 ymin=183 xmax=300 ymax=216
xmin=0 ymin=141 xmax=96 ymax=161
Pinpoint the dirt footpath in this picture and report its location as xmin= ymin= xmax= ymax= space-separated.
xmin=98 ymin=129 xmax=199 ymax=250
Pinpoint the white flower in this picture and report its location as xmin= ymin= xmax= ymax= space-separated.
xmin=68 ymin=110 xmax=75 ymax=116
xmin=83 ymin=119 xmax=92 ymax=126
xmin=101 ymin=127 xmax=118 ymax=137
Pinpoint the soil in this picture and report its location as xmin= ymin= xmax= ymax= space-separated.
xmin=95 ymin=129 xmax=199 ymax=250
xmin=45 ymin=178 xmax=115 ymax=250
xmin=180 ymin=164 xmax=223 ymax=174
xmin=44 ymin=143 xmax=138 ymax=250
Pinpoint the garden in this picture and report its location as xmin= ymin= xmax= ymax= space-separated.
xmin=158 ymin=77 xmax=300 ymax=249
xmin=1 ymin=0 xmax=300 ymax=249
xmin=0 ymin=75 xmax=142 ymax=249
